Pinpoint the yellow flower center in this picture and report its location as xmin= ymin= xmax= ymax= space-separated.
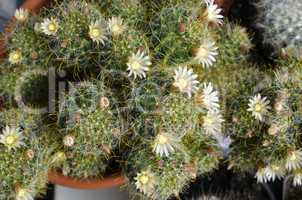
xmin=157 ymin=135 xmax=168 ymax=145
xmin=17 ymin=189 xmax=27 ymax=198
xmin=207 ymin=11 xmax=215 ymax=22
xmin=5 ymin=135 xmax=17 ymax=146
xmin=11 ymin=52 xmax=21 ymax=62
xmin=178 ymin=78 xmax=188 ymax=90
xmin=18 ymin=14 xmax=26 ymax=21
xmin=290 ymin=153 xmax=297 ymax=161
xmin=254 ymin=103 xmax=262 ymax=112
xmin=48 ymin=23 xmax=56 ymax=32
xmin=91 ymin=28 xmax=101 ymax=38
xmin=204 ymin=116 xmax=214 ymax=125
xmin=272 ymin=165 xmax=280 ymax=171
xmin=197 ymin=46 xmax=208 ymax=59
xmin=139 ymin=175 xmax=150 ymax=185
xmin=48 ymin=23 xmax=57 ymax=32
xmin=131 ymin=61 xmax=141 ymax=70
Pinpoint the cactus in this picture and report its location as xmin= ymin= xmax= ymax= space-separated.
xmin=54 ymin=81 xmax=122 ymax=179
xmin=270 ymin=64 xmax=302 ymax=187
xmin=125 ymin=87 xmax=222 ymax=199
xmin=257 ymin=0 xmax=302 ymax=59
xmin=0 ymin=109 xmax=51 ymax=200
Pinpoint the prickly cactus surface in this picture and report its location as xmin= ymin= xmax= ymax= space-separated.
xmin=257 ymin=0 xmax=302 ymax=58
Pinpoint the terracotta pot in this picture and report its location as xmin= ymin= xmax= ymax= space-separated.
xmin=48 ymin=171 xmax=127 ymax=190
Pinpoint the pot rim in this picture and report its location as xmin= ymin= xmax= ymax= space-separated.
xmin=48 ymin=170 xmax=127 ymax=190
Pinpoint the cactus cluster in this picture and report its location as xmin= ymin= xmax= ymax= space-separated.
xmin=268 ymin=65 xmax=302 ymax=186
xmin=125 ymin=88 xmax=222 ymax=199
xmin=0 ymin=108 xmax=51 ymax=200
xmin=6 ymin=0 xmax=302 ymax=199
xmin=257 ymin=0 xmax=302 ymax=59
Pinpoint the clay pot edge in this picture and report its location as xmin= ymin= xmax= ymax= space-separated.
xmin=48 ymin=171 xmax=127 ymax=190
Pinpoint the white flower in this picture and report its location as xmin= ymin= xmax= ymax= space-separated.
xmin=173 ymin=66 xmax=199 ymax=98
xmin=247 ymin=94 xmax=271 ymax=121
xmin=293 ymin=171 xmax=302 ymax=186
xmin=14 ymin=8 xmax=29 ymax=22
xmin=135 ymin=169 xmax=156 ymax=196
xmin=153 ymin=132 xmax=178 ymax=157
xmin=195 ymin=82 xmax=220 ymax=111
xmin=205 ymin=0 xmax=223 ymax=25
xmin=255 ymin=167 xmax=269 ymax=183
xmin=41 ymin=18 xmax=59 ymax=36
xmin=9 ymin=50 xmax=22 ymax=64
xmin=127 ymin=50 xmax=151 ymax=79
xmin=108 ymin=16 xmax=125 ymax=36
xmin=213 ymin=133 xmax=232 ymax=157
xmin=0 ymin=126 xmax=24 ymax=151
xmin=89 ymin=19 xmax=108 ymax=45
xmin=16 ymin=188 xmax=34 ymax=200
xmin=203 ymin=111 xmax=224 ymax=135
xmin=285 ymin=150 xmax=302 ymax=171
xmin=264 ymin=164 xmax=285 ymax=182
xmin=63 ymin=135 xmax=75 ymax=147
xmin=194 ymin=40 xmax=218 ymax=68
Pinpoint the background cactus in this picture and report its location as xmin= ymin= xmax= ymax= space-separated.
xmin=192 ymin=58 xmax=277 ymax=173
xmin=256 ymin=0 xmax=302 ymax=59
xmin=270 ymin=64 xmax=302 ymax=187
xmin=181 ymin=170 xmax=274 ymax=200
xmin=0 ymin=0 xmax=267 ymax=199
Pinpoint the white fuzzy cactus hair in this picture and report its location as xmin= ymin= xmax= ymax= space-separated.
xmin=256 ymin=0 xmax=302 ymax=58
